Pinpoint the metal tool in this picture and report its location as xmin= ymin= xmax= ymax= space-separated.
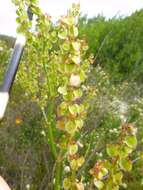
xmin=0 ymin=5 xmax=33 ymax=120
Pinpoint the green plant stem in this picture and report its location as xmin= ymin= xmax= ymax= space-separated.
xmin=42 ymin=105 xmax=57 ymax=158
xmin=54 ymin=158 xmax=62 ymax=190
xmin=88 ymin=179 xmax=94 ymax=190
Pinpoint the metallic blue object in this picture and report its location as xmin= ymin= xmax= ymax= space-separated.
xmin=0 ymin=4 xmax=33 ymax=119
xmin=1 ymin=5 xmax=33 ymax=93
xmin=1 ymin=36 xmax=25 ymax=92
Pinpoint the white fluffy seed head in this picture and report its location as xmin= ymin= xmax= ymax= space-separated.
xmin=64 ymin=166 xmax=70 ymax=173
xmin=0 ymin=92 xmax=9 ymax=120
xmin=16 ymin=34 xmax=26 ymax=46
xmin=70 ymin=74 xmax=81 ymax=87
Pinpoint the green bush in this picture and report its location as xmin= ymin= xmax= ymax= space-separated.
xmin=79 ymin=10 xmax=143 ymax=83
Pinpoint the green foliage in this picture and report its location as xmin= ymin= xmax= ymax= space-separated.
xmin=0 ymin=40 xmax=11 ymax=85
xmin=79 ymin=10 xmax=143 ymax=83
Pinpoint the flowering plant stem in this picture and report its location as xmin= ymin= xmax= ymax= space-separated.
xmin=54 ymin=158 xmax=62 ymax=190
xmin=42 ymin=105 xmax=57 ymax=158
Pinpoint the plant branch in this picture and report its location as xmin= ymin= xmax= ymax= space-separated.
xmin=42 ymin=107 xmax=57 ymax=158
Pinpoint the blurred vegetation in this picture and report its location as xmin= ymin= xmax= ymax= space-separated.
xmin=79 ymin=9 xmax=143 ymax=83
xmin=0 ymin=8 xmax=143 ymax=190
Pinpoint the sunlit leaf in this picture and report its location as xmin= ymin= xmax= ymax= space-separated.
xmin=124 ymin=136 xmax=137 ymax=149
xmin=68 ymin=144 xmax=78 ymax=155
xmin=69 ymin=104 xmax=79 ymax=115
xmin=73 ymin=89 xmax=83 ymax=99
xmin=113 ymin=172 xmax=123 ymax=184
xmin=58 ymin=28 xmax=68 ymax=39
xmin=72 ymin=55 xmax=81 ymax=65
xmin=75 ymin=119 xmax=84 ymax=129
xmin=63 ymin=178 xmax=71 ymax=190
xmin=119 ymin=158 xmax=132 ymax=171
xmin=58 ymin=86 xmax=67 ymax=95
xmin=62 ymin=42 xmax=70 ymax=51
xmin=94 ymin=180 xmax=104 ymax=189
xmin=106 ymin=144 xmax=119 ymax=157
xmin=72 ymin=42 xmax=80 ymax=51
xmin=77 ymin=156 xmax=85 ymax=167
xmin=65 ymin=120 xmax=77 ymax=135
